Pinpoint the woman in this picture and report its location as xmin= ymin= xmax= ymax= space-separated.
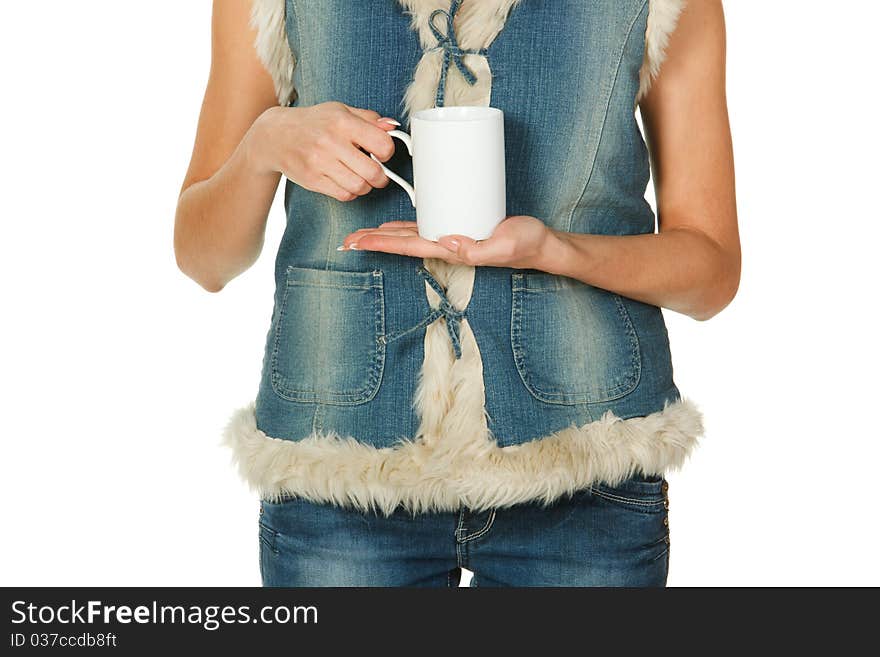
xmin=174 ymin=0 xmax=739 ymax=587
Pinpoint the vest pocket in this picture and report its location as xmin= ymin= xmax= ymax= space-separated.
xmin=510 ymin=271 xmax=641 ymax=405
xmin=270 ymin=266 xmax=385 ymax=405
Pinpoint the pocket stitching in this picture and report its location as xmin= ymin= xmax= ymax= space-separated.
xmin=270 ymin=268 xmax=386 ymax=405
xmin=590 ymin=487 xmax=665 ymax=507
xmin=510 ymin=272 xmax=642 ymax=405
xmin=258 ymin=520 xmax=280 ymax=556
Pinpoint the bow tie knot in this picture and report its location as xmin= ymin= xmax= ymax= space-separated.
xmin=417 ymin=266 xmax=467 ymax=359
xmin=428 ymin=0 xmax=489 ymax=107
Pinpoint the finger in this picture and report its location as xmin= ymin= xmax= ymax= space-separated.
xmin=354 ymin=234 xmax=455 ymax=259
xmin=436 ymin=234 xmax=503 ymax=265
xmin=347 ymin=226 xmax=420 ymax=238
xmin=363 ymin=228 xmax=421 ymax=238
xmin=346 ymin=106 xmax=401 ymax=130
xmin=377 ymin=220 xmax=418 ymax=229
xmin=338 ymin=144 xmax=389 ymax=189
xmin=345 ymin=225 xmax=419 ymax=237
xmin=437 ymin=235 xmax=472 ymax=252
xmin=340 ymin=228 xmax=419 ymax=249
xmin=326 ymin=159 xmax=372 ymax=197
xmin=345 ymin=115 xmax=397 ymax=162
xmin=345 ymin=106 xmax=382 ymax=122
xmin=376 ymin=118 xmax=402 ymax=130
xmin=313 ymin=175 xmax=356 ymax=203
xmin=339 ymin=106 xmax=397 ymax=147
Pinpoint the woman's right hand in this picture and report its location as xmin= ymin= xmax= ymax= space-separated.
xmin=245 ymin=101 xmax=400 ymax=202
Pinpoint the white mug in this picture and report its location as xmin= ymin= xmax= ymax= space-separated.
xmin=371 ymin=106 xmax=507 ymax=241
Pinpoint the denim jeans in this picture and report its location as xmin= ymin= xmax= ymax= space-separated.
xmin=258 ymin=473 xmax=671 ymax=587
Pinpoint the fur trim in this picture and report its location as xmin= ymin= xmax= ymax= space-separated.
xmin=250 ymin=0 xmax=296 ymax=105
xmin=397 ymin=2 xmax=522 ymax=488
xmin=247 ymin=0 xmax=686 ymax=107
xmin=398 ymin=0 xmax=522 ymax=50
xmin=223 ymin=397 xmax=703 ymax=516
xmin=398 ymin=0 xmax=522 ymax=122
xmin=412 ymin=261 xmax=487 ymax=451
xmin=638 ymin=0 xmax=687 ymax=102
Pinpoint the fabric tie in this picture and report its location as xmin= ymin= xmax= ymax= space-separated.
xmin=428 ymin=0 xmax=488 ymax=107
xmin=377 ymin=267 xmax=467 ymax=359
xmin=417 ymin=266 xmax=466 ymax=359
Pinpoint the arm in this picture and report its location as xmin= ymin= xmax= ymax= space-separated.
xmin=174 ymin=0 xmax=281 ymax=292
xmin=174 ymin=0 xmax=399 ymax=293
xmin=342 ymin=0 xmax=740 ymax=322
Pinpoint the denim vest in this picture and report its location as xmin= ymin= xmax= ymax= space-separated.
xmin=225 ymin=0 xmax=704 ymax=516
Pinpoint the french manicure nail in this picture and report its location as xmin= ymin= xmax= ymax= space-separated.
xmin=336 ymin=245 xmax=346 ymax=251
xmin=378 ymin=118 xmax=401 ymax=126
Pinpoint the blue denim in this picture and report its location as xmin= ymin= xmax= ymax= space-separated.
xmin=258 ymin=472 xmax=671 ymax=587
xmin=255 ymin=0 xmax=682 ymax=450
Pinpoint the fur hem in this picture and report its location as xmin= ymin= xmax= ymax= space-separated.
xmin=222 ymin=397 xmax=704 ymax=516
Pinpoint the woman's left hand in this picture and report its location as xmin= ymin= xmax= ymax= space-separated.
xmin=338 ymin=215 xmax=558 ymax=269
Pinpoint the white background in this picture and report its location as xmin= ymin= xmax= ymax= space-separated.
xmin=1 ymin=1 xmax=878 ymax=587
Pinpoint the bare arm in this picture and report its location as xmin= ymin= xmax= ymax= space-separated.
xmin=174 ymin=0 xmax=281 ymax=292
xmin=174 ymin=0 xmax=399 ymax=292
xmin=549 ymin=0 xmax=740 ymax=320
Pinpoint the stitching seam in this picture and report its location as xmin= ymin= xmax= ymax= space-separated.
xmin=455 ymin=509 xmax=467 ymax=567
xmin=590 ymin=487 xmax=665 ymax=507
xmin=458 ymin=510 xmax=496 ymax=543
xmin=564 ymin=2 xmax=649 ymax=233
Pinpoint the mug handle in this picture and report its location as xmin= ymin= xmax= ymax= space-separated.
xmin=370 ymin=130 xmax=416 ymax=207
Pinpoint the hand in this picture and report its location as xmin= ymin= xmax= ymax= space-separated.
xmin=338 ymin=216 xmax=560 ymax=270
xmin=245 ymin=101 xmax=401 ymax=202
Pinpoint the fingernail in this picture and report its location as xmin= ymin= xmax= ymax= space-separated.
xmin=349 ymin=242 xmax=359 ymax=250
xmin=336 ymin=243 xmax=358 ymax=251
xmin=336 ymin=245 xmax=346 ymax=251
xmin=446 ymin=238 xmax=460 ymax=250
xmin=378 ymin=118 xmax=401 ymax=126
